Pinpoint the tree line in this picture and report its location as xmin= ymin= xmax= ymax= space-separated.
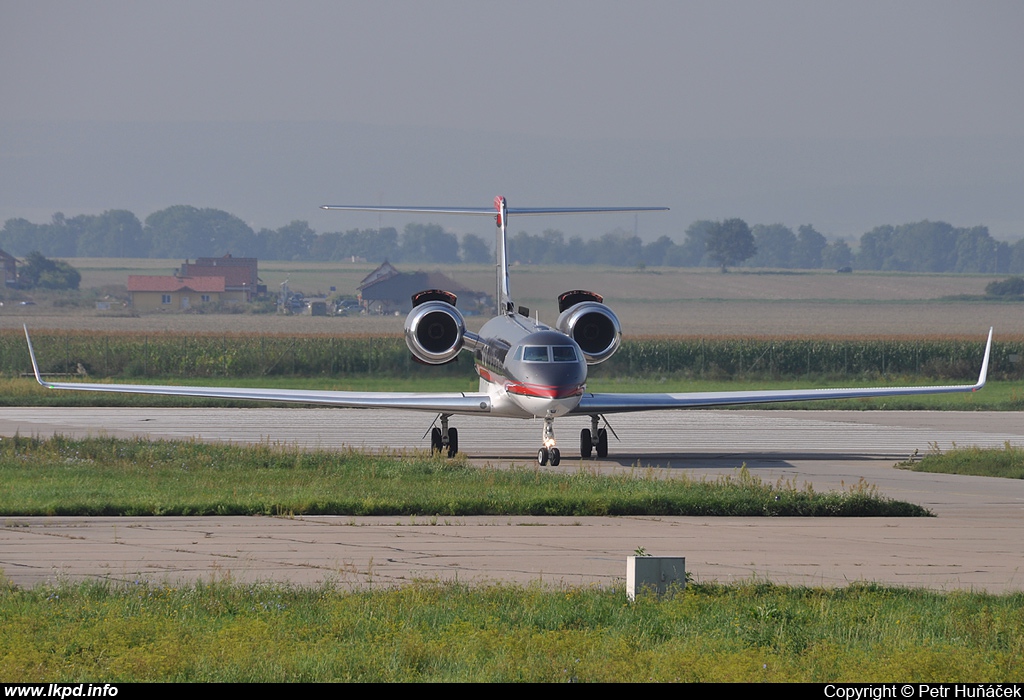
xmin=1 ymin=205 xmax=1019 ymax=273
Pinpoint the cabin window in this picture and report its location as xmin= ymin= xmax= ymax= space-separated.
xmin=161 ymin=294 xmax=171 ymax=304
xmin=552 ymin=346 xmax=578 ymax=362
xmin=522 ymin=346 xmax=550 ymax=362
xmin=201 ymin=294 xmax=211 ymax=303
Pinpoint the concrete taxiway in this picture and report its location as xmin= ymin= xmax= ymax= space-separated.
xmin=1 ymin=407 xmax=1022 ymax=591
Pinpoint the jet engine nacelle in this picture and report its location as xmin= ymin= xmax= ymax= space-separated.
xmin=404 ymin=294 xmax=468 ymax=365
xmin=555 ymin=291 xmax=622 ymax=364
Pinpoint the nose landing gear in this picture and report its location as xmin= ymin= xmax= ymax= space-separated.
xmin=536 ymin=415 xmax=561 ymax=466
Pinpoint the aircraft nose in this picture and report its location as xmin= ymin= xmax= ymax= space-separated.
xmin=506 ymin=390 xmax=582 ymax=418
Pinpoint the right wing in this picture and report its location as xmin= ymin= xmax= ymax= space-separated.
xmin=575 ymin=328 xmax=993 ymax=414
xmin=23 ymin=326 xmax=490 ymax=415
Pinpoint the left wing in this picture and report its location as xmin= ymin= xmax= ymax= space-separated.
xmin=23 ymin=326 xmax=490 ymax=415
xmin=574 ymin=328 xmax=992 ymax=414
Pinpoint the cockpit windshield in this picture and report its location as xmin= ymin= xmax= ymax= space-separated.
xmin=519 ymin=345 xmax=579 ymax=363
xmin=552 ymin=346 xmax=578 ymax=362
xmin=522 ymin=346 xmax=549 ymax=362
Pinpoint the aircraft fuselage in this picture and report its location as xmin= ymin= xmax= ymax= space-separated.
xmin=472 ymin=314 xmax=587 ymax=419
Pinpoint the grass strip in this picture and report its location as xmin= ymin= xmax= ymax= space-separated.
xmin=0 ymin=579 xmax=1020 ymax=682
xmin=0 ymin=435 xmax=927 ymax=517
xmin=897 ymin=442 xmax=1024 ymax=479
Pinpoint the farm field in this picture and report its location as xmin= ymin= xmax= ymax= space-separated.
xmin=4 ymin=259 xmax=1020 ymax=336
xmin=64 ymin=258 xmax=1004 ymax=302
xmin=5 ymin=301 xmax=1021 ymax=337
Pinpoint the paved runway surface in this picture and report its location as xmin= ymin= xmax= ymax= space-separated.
xmin=2 ymin=408 xmax=1023 ymax=591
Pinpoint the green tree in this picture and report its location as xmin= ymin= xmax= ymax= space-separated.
xmin=460 ymin=233 xmax=491 ymax=263
xmin=0 ymin=218 xmax=42 ymax=256
xmin=399 ymin=223 xmax=458 ymax=263
xmin=18 ymin=251 xmax=81 ymax=290
xmin=748 ymin=224 xmax=795 ymax=268
xmin=257 ymin=220 xmax=316 ymax=261
xmin=985 ymin=276 xmax=1024 ymax=297
xmin=855 ymin=225 xmax=894 ymax=270
xmin=679 ymin=220 xmax=717 ymax=267
xmin=1009 ymin=240 xmax=1024 ymax=274
xmin=76 ymin=210 xmax=146 ymax=258
xmin=587 ymin=229 xmax=643 ymax=266
xmin=316 ymin=227 xmax=399 ymax=262
xmin=821 ymin=239 xmax=853 ymax=269
xmin=706 ymin=218 xmax=756 ymax=272
xmin=953 ymin=226 xmax=1001 ymax=273
xmin=793 ymin=225 xmax=828 ymax=269
xmin=145 ymin=206 xmax=255 ymax=258
xmin=641 ymin=235 xmax=678 ymax=267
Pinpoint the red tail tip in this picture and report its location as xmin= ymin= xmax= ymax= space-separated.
xmin=494 ymin=196 xmax=505 ymax=225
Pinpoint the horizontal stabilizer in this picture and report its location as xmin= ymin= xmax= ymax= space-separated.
xmin=321 ymin=204 xmax=669 ymax=216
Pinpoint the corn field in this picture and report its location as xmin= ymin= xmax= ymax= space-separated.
xmin=4 ymin=330 xmax=1017 ymax=381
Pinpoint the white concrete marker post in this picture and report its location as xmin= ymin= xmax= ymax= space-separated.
xmin=627 ymin=556 xmax=686 ymax=601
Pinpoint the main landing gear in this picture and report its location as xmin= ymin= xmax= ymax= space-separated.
xmin=580 ymin=415 xmax=609 ymax=459
xmin=536 ymin=415 xmax=561 ymax=466
xmin=429 ymin=414 xmax=458 ymax=458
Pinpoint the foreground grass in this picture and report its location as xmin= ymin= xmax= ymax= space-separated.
xmin=2 ymin=376 xmax=1020 ymax=410
xmin=1 ymin=579 xmax=1020 ymax=681
xmin=0 ymin=435 xmax=927 ymax=517
xmin=897 ymin=442 xmax=1024 ymax=479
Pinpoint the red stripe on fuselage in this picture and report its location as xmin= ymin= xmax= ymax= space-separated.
xmin=505 ymin=382 xmax=584 ymax=399
xmin=476 ymin=365 xmax=583 ymax=399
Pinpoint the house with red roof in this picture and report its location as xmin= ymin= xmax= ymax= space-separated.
xmin=0 ymin=249 xmax=17 ymax=288
xmin=127 ymin=275 xmax=226 ymax=312
xmin=179 ymin=254 xmax=262 ymax=301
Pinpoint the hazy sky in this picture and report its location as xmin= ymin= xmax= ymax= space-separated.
xmin=2 ymin=1 xmax=1023 ymax=238
xmin=5 ymin=0 xmax=1022 ymax=138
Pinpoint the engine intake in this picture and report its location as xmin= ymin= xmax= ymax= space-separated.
xmin=555 ymin=295 xmax=621 ymax=365
xmin=404 ymin=298 xmax=468 ymax=365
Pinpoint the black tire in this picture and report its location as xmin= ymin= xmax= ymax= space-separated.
xmin=537 ymin=447 xmax=548 ymax=466
xmin=430 ymin=427 xmax=442 ymax=454
xmin=447 ymin=427 xmax=459 ymax=458
xmin=580 ymin=429 xmax=593 ymax=459
xmin=550 ymin=447 xmax=561 ymax=466
xmin=596 ymin=428 xmax=608 ymax=458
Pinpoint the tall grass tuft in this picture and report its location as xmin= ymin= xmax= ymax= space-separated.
xmin=897 ymin=442 xmax=1024 ymax=479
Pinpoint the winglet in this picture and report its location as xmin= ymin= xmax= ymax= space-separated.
xmin=23 ymin=325 xmax=45 ymax=386
xmin=974 ymin=327 xmax=993 ymax=391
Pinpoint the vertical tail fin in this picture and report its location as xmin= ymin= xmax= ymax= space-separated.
xmin=494 ymin=196 xmax=513 ymax=315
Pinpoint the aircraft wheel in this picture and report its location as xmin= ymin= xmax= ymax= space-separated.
xmin=430 ymin=427 xmax=443 ymax=454
xmin=596 ymin=428 xmax=608 ymax=458
xmin=580 ymin=429 xmax=593 ymax=459
xmin=550 ymin=447 xmax=561 ymax=466
xmin=537 ymin=447 xmax=549 ymax=466
xmin=447 ymin=428 xmax=459 ymax=458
